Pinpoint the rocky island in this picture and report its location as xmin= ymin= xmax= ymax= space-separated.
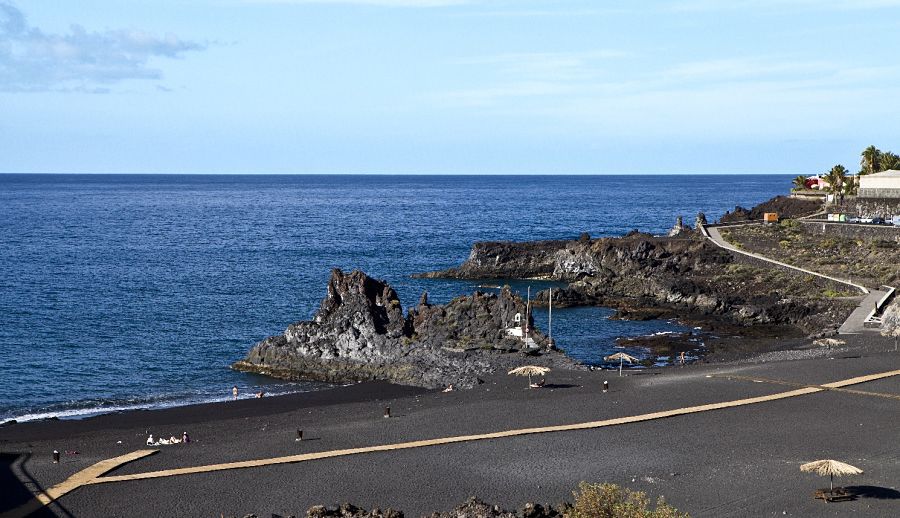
xmin=233 ymin=269 xmax=578 ymax=389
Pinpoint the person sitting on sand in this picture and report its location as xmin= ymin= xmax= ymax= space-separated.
xmin=442 ymin=384 xmax=454 ymax=393
xmin=182 ymin=431 xmax=190 ymax=444
xmin=146 ymin=434 xmax=155 ymax=446
xmin=529 ymin=378 xmax=546 ymax=388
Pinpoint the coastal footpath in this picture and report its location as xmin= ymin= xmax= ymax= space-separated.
xmin=416 ymin=224 xmax=854 ymax=340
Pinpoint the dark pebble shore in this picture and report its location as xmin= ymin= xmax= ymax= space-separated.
xmin=2 ymin=334 xmax=899 ymax=517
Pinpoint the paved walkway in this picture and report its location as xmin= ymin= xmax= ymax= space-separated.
xmin=699 ymin=223 xmax=895 ymax=335
xmin=0 ymin=450 xmax=157 ymax=518
xmin=7 ymin=368 xmax=900 ymax=518
xmin=701 ymin=224 xmax=869 ymax=294
xmin=839 ymin=289 xmax=891 ymax=334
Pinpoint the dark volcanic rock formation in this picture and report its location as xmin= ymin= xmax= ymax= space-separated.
xmin=414 ymin=240 xmax=569 ymax=280
xmin=234 ymin=269 xmax=575 ymax=389
xmin=417 ymin=232 xmax=854 ymax=336
xmin=720 ymin=195 xmax=820 ymax=223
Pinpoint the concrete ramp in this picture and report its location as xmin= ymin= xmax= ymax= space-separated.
xmin=839 ymin=289 xmax=890 ymax=334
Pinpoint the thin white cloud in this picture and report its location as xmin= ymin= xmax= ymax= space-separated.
xmin=668 ymin=0 xmax=900 ymax=12
xmin=0 ymin=1 xmax=204 ymax=92
xmin=430 ymin=50 xmax=900 ymax=139
xmin=246 ymin=0 xmax=472 ymax=6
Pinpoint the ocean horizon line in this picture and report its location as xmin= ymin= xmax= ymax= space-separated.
xmin=0 ymin=171 xmax=797 ymax=177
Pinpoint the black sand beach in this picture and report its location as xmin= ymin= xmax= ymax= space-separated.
xmin=2 ymin=335 xmax=899 ymax=517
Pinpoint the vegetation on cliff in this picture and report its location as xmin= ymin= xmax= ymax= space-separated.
xmin=719 ymin=220 xmax=900 ymax=287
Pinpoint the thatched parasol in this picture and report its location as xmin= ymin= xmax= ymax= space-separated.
xmin=801 ymin=459 xmax=863 ymax=492
xmin=508 ymin=365 xmax=550 ymax=388
xmin=605 ymin=352 xmax=639 ymax=376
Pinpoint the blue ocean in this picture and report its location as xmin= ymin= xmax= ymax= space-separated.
xmin=0 ymin=174 xmax=790 ymax=423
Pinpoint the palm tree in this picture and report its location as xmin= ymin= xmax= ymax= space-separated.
xmin=860 ymin=145 xmax=880 ymax=175
xmin=825 ymin=164 xmax=847 ymax=193
xmin=792 ymin=175 xmax=808 ymax=190
xmin=879 ymin=151 xmax=900 ymax=171
xmin=825 ymin=164 xmax=848 ymax=204
xmin=843 ymin=175 xmax=858 ymax=196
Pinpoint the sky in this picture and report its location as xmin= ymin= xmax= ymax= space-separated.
xmin=1 ymin=0 xmax=899 ymax=174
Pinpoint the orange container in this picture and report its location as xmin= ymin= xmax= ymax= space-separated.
xmin=763 ymin=212 xmax=779 ymax=223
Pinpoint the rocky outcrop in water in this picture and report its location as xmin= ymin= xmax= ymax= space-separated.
xmin=233 ymin=269 xmax=576 ymax=389
xmin=417 ymin=232 xmax=854 ymax=335
xmin=667 ymin=215 xmax=689 ymax=237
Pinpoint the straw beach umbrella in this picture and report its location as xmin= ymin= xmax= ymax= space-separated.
xmin=605 ymin=352 xmax=639 ymax=376
xmin=800 ymin=459 xmax=863 ymax=493
xmin=508 ymin=365 xmax=550 ymax=388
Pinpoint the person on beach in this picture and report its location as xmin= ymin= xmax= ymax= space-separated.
xmin=146 ymin=434 xmax=155 ymax=446
xmin=442 ymin=384 xmax=454 ymax=392
xmin=255 ymin=390 xmax=265 ymax=398
xmin=232 ymin=386 xmax=238 ymax=400
xmin=182 ymin=431 xmax=190 ymax=444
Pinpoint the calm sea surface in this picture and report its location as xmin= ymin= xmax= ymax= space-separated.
xmin=0 ymin=174 xmax=790 ymax=422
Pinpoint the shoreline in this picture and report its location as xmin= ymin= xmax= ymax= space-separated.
xmin=2 ymin=334 xmax=897 ymax=516
xmin=3 ymin=331 xmax=890 ymax=444
xmin=0 ymin=380 xmax=427 ymax=443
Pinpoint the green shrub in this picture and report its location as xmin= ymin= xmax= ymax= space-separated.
xmin=565 ymin=482 xmax=689 ymax=518
xmin=780 ymin=218 xmax=799 ymax=229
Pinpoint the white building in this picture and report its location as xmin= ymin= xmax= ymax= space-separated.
xmin=858 ymin=170 xmax=900 ymax=199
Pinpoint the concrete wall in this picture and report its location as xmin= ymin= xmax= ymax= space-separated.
xmin=830 ymin=197 xmax=900 ymax=218
xmin=859 ymin=188 xmax=900 ymax=199
xmin=859 ymin=175 xmax=900 ymax=199
xmin=799 ymin=220 xmax=900 ymax=243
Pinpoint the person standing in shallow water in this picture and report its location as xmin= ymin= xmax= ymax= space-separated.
xmin=232 ymin=386 xmax=238 ymax=400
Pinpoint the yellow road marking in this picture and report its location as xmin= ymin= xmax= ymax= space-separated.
xmin=7 ymin=368 xmax=900 ymax=516
xmin=0 ymin=450 xmax=157 ymax=518
xmin=710 ymin=373 xmax=900 ymax=401
xmin=91 ymin=368 xmax=900 ymax=484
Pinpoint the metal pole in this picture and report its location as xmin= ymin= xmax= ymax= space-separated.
xmin=525 ymin=286 xmax=530 ymax=347
xmin=548 ymin=287 xmax=552 ymax=343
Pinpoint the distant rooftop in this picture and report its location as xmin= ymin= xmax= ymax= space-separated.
xmin=867 ymin=169 xmax=900 ymax=177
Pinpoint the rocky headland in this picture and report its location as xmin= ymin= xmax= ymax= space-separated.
xmin=233 ymin=269 xmax=578 ymax=389
xmin=416 ymin=220 xmax=856 ymax=354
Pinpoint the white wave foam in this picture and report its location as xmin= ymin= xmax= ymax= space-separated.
xmin=2 ymin=384 xmax=329 ymax=425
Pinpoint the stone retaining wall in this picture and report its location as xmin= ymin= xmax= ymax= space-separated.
xmin=830 ymin=197 xmax=900 ymax=218
xmin=798 ymin=220 xmax=900 ymax=243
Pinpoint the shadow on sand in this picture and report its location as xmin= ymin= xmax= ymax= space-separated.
xmin=844 ymin=486 xmax=900 ymax=500
xmin=0 ymin=452 xmax=72 ymax=517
